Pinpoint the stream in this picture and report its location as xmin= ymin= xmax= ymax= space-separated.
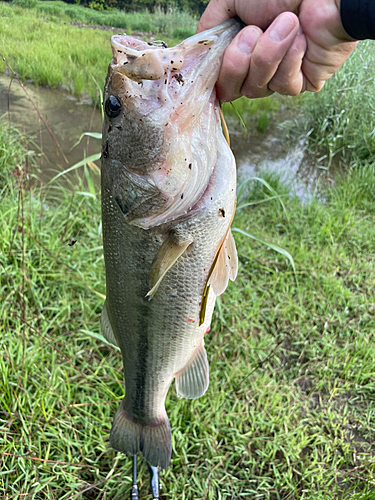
xmin=0 ymin=74 xmax=102 ymax=183
xmin=0 ymin=73 xmax=324 ymax=199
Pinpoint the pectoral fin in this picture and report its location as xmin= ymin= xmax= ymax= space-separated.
xmin=208 ymin=240 xmax=230 ymax=296
xmin=101 ymin=301 xmax=119 ymax=347
xmin=208 ymin=229 xmax=238 ymax=296
xmin=199 ymin=229 xmax=238 ymax=325
xmin=175 ymin=343 xmax=209 ymax=399
xmin=146 ymin=233 xmax=193 ymax=299
xmin=226 ymin=230 xmax=238 ymax=281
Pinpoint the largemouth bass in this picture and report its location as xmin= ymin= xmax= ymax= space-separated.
xmin=101 ymin=19 xmax=241 ymax=469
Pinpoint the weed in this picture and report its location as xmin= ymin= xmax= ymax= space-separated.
xmin=301 ymin=40 xmax=375 ymax=170
xmin=222 ymin=95 xmax=282 ymax=133
xmin=12 ymin=0 xmax=38 ymax=7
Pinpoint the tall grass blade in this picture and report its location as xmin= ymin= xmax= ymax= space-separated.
xmin=230 ymin=101 xmax=247 ymax=131
xmin=237 ymin=176 xmax=287 ymax=215
xmin=48 ymin=153 xmax=101 ymax=184
xmin=70 ymin=132 xmax=102 ymax=151
xmin=80 ymin=329 xmax=120 ymax=351
xmin=232 ymin=227 xmax=297 ymax=278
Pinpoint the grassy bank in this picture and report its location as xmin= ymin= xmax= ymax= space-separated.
xmin=1 ymin=123 xmax=375 ymax=499
xmin=0 ymin=2 xmax=112 ymax=100
xmin=34 ymin=0 xmax=197 ymax=39
xmin=0 ymin=1 xmax=196 ymax=101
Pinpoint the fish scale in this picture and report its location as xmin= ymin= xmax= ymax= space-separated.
xmin=101 ymin=19 xmax=241 ymax=469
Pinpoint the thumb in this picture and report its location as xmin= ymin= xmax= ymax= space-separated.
xmin=196 ymin=0 xmax=237 ymax=33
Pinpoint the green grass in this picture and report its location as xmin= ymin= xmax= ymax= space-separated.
xmin=1 ymin=122 xmax=375 ymax=499
xmin=35 ymin=0 xmax=197 ymax=38
xmin=0 ymin=3 xmax=112 ymax=100
xmin=0 ymin=1 xmax=196 ymax=102
xmin=299 ymin=40 xmax=375 ymax=170
xmin=222 ymin=95 xmax=282 ymax=133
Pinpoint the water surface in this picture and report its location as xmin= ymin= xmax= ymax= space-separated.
xmin=1 ymin=74 xmax=326 ymax=198
xmin=0 ymin=74 xmax=102 ymax=183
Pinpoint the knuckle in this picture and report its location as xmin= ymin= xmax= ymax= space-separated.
xmin=269 ymin=80 xmax=301 ymax=96
xmin=241 ymin=86 xmax=270 ymax=99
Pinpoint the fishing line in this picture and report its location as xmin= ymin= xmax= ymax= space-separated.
xmin=148 ymin=464 xmax=159 ymax=499
xmin=129 ymin=455 xmax=159 ymax=499
xmin=131 ymin=455 xmax=139 ymax=500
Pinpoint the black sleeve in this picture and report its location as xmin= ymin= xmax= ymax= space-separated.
xmin=340 ymin=0 xmax=375 ymax=40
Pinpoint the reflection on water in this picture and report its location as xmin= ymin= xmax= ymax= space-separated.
xmin=0 ymin=74 xmax=102 ymax=183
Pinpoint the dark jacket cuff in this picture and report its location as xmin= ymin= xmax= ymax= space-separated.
xmin=340 ymin=0 xmax=375 ymax=40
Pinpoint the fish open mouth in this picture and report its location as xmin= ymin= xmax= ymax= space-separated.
xmin=104 ymin=19 xmax=242 ymax=229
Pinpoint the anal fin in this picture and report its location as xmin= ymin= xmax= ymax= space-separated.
xmin=100 ymin=300 xmax=119 ymax=347
xmin=175 ymin=344 xmax=209 ymax=399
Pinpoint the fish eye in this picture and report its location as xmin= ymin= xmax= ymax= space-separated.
xmin=105 ymin=96 xmax=121 ymax=119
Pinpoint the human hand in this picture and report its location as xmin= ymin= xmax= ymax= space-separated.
xmin=197 ymin=0 xmax=357 ymax=101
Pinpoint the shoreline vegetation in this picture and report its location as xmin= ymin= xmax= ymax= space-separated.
xmin=1 ymin=1 xmax=375 ymax=498
xmin=2 ymin=1 xmax=375 ymax=168
xmin=0 ymin=1 xmax=197 ymax=101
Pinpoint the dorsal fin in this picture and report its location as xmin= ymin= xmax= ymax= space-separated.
xmin=101 ymin=301 xmax=119 ymax=347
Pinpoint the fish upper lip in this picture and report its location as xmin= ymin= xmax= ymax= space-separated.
xmin=110 ymin=18 xmax=242 ymax=82
xmin=110 ymin=18 xmax=239 ymax=56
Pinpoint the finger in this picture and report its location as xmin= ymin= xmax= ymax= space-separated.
xmin=301 ymin=38 xmax=357 ymax=92
xmin=299 ymin=0 xmax=358 ymax=92
xmin=197 ymin=0 xmax=236 ymax=34
xmin=240 ymin=12 xmax=300 ymax=99
xmin=268 ymin=30 xmax=307 ymax=95
xmin=216 ymin=26 xmax=263 ymax=102
xmin=197 ymin=0 xmax=301 ymax=33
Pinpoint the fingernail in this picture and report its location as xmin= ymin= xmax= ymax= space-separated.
xmin=238 ymin=28 xmax=260 ymax=54
xmin=269 ymin=14 xmax=296 ymax=42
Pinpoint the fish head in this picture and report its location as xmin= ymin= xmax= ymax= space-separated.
xmin=102 ymin=19 xmax=242 ymax=176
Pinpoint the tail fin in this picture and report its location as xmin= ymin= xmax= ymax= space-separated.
xmin=110 ymin=401 xmax=172 ymax=469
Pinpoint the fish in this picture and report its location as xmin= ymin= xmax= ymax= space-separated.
xmin=101 ymin=18 xmax=241 ymax=469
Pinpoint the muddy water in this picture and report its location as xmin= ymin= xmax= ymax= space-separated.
xmin=0 ymin=74 xmax=102 ymax=182
xmin=0 ymin=74 xmax=323 ymax=198
xmin=229 ymin=118 xmax=326 ymax=203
